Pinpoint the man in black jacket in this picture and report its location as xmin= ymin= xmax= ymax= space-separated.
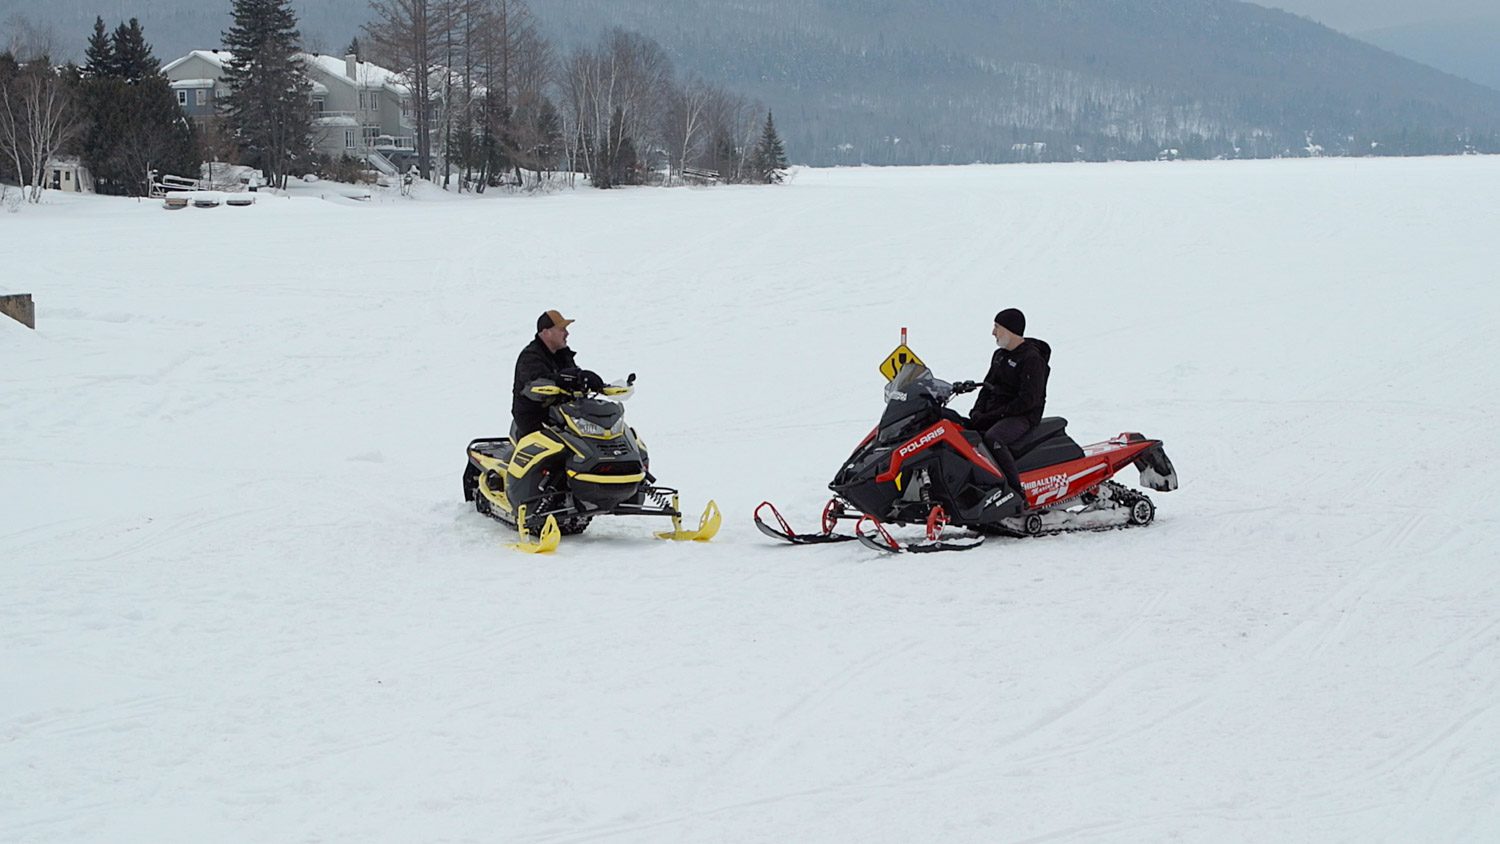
xmin=511 ymin=309 xmax=601 ymax=438
xmin=969 ymin=308 xmax=1051 ymax=503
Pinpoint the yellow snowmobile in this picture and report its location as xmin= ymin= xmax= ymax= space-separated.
xmin=461 ymin=374 xmax=719 ymax=552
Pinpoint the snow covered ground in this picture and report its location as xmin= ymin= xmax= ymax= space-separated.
xmin=3 ymin=157 xmax=1498 ymax=841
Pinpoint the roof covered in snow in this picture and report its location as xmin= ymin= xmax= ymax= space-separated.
xmin=163 ymin=50 xmax=403 ymax=99
xmin=162 ymin=50 xmax=233 ymax=74
xmin=302 ymin=54 xmax=410 ymax=97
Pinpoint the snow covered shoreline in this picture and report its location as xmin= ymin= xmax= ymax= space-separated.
xmin=3 ymin=156 xmax=1498 ymax=841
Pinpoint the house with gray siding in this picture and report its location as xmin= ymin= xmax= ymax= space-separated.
xmin=162 ymin=50 xmax=428 ymax=173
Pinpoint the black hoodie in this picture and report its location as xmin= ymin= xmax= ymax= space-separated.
xmin=971 ymin=338 xmax=1051 ymax=429
xmin=511 ymin=336 xmax=579 ymax=434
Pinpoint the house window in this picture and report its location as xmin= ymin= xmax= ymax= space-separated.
xmin=359 ymin=91 xmax=367 ymax=110
xmin=177 ymin=90 xmax=187 ymax=106
xmin=196 ymin=89 xmax=206 ymax=106
xmin=345 ymin=129 xmax=356 ymax=149
xmin=314 ymin=97 xmax=325 ymax=113
xmin=369 ymin=91 xmax=379 ymax=111
xmin=363 ymin=127 xmax=379 ymax=146
xmin=64 ymin=171 xmax=70 ymax=181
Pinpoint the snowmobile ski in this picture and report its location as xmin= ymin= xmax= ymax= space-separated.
xmin=753 ymin=500 xmax=858 ymax=545
xmin=854 ymin=507 xmax=985 ymax=554
xmin=655 ymin=496 xmax=723 ymax=542
xmin=512 ymin=505 xmax=562 ymax=554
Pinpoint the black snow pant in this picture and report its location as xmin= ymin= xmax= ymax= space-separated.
xmin=983 ymin=417 xmax=1033 ymax=497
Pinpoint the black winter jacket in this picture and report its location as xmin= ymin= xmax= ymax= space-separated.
xmin=511 ymin=336 xmax=579 ymax=435
xmin=971 ymin=338 xmax=1051 ymax=429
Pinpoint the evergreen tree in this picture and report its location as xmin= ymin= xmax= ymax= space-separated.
xmin=751 ymin=110 xmax=788 ymax=184
xmin=111 ymin=19 xmax=160 ymax=82
xmin=344 ymin=36 xmax=361 ymax=59
xmin=221 ymin=0 xmax=311 ymax=189
xmin=82 ymin=17 xmax=113 ymax=80
xmin=73 ymin=18 xmax=198 ymax=196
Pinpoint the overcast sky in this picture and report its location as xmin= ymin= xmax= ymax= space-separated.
xmin=1262 ymin=0 xmax=1499 ymax=31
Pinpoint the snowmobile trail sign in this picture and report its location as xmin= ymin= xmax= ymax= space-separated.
xmin=879 ymin=344 xmax=924 ymax=381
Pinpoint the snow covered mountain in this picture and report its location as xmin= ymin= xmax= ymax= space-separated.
xmin=4 ymin=157 xmax=1499 ymax=839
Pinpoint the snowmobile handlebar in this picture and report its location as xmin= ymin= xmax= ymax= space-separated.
xmin=529 ymin=371 xmax=637 ymax=400
xmin=951 ymin=380 xmax=980 ymax=395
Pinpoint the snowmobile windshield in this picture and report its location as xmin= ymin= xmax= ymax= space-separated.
xmin=877 ymin=366 xmax=952 ymax=444
xmin=883 ymin=365 xmax=952 ymax=405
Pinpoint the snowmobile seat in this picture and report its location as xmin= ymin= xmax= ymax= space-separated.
xmin=1013 ymin=417 xmax=1086 ymax=472
xmin=470 ymin=439 xmax=513 ymax=461
xmin=1011 ymin=417 xmax=1069 ymax=456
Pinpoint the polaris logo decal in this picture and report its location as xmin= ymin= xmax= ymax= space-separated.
xmin=888 ymin=391 xmax=908 ymax=402
xmin=898 ymin=426 xmax=946 ymax=458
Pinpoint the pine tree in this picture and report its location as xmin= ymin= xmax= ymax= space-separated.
xmin=222 ymin=0 xmax=311 ymax=189
xmin=82 ymin=17 xmax=113 ymax=80
xmin=751 ymin=110 xmax=788 ymax=184
xmin=111 ymin=19 xmax=160 ymax=83
xmin=73 ymin=17 xmax=198 ymax=196
xmin=344 ymin=36 xmax=361 ymax=59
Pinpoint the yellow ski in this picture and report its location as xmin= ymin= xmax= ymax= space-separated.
xmin=655 ymin=497 xmax=722 ymax=542
xmin=512 ymin=505 xmax=562 ymax=554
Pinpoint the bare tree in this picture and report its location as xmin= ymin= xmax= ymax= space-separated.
xmin=663 ymin=77 xmax=716 ymax=185
xmin=365 ymin=0 xmax=441 ymax=179
xmin=2 ymin=14 xmax=57 ymax=63
xmin=699 ymin=88 xmax=760 ymax=184
xmin=466 ymin=0 xmax=551 ymax=189
xmin=562 ymin=29 xmax=673 ymax=188
xmin=0 ymin=61 xmax=82 ymax=203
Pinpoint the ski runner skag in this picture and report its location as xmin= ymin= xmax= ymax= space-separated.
xmin=463 ymin=374 xmax=720 ymax=552
xmin=755 ymin=334 xmax=1178 ymax=553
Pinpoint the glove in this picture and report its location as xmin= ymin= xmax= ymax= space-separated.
xmin=556 ymin=368 xmax=605 ymax=393
xmin=554 ymin=369 xmax=584 ymax=392
xmin=952 ymin=380 xmax=980 ymax=395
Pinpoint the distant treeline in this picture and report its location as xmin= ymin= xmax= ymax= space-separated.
xmin=6 ymin=0 xmax=1500 ymax=166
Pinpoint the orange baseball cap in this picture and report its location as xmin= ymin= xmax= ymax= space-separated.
xmin=537 ymin=310 xmax=575 ymax=331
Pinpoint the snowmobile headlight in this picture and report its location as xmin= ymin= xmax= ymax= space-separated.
xmin=567 ymin=414 xmax=626 ymax=439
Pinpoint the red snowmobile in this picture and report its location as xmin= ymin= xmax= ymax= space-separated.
xmin=755 ymin=347 xmax=1178 ymax=553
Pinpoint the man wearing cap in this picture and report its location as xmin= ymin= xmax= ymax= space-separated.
xmin=969 ymin=308 xmax=1051 ymax=507
xmin=511 ymin=310 xmax=601 ymax=438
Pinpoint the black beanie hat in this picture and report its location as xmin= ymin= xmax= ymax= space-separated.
xmin=994 ymin=308 xmax=1026 ymax=336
